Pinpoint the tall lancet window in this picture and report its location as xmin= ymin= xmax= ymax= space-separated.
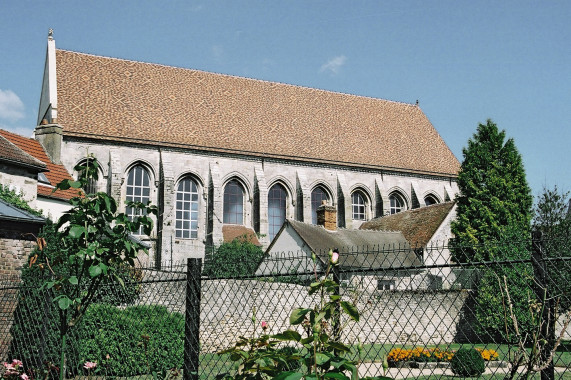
xmin=268 ymin=183 xmax=287 ymax=240
xmin=126 ymin=165 xmax=151 ymax=235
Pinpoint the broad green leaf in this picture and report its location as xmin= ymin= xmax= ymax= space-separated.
xmin=289 ymin=307 xmax=311 ymax=325
xmin=69 ymin=181 xmax=83 ymax=189
xmin=327 ymin=341 xmax=350 ymax=353
xmin=340 ymin=301 xmax=359 ymax=322
xmin=272 ymin=372 xmax=303 ymax=380
xmin=315 ymin=352 xmax=330 ymax=365
xmin=68 ymin=225 xmax=85 ymax=239
xmin=300 ymin=335 xmax=314 ymax=345
xmin=68 ymin=276 xmax=78 ymax=285
xmin=323 ymin=373 xmax=349 ymax=379
xmin=57 ymin=296 xmax=72 ymax=310
xmin=89 ymin=265 xmax=102 ymax=277
xmin=272 ymin=330 xmax=301 ymax=342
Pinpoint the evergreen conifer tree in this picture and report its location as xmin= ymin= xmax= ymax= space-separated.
xmin=451 ymin=119 xmax=533 ymax=262
xmin=451 ymin=120 xmax=534 ymax=343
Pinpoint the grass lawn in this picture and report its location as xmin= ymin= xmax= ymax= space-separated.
xmin=197 ymin=342 xmax=570 ymax=379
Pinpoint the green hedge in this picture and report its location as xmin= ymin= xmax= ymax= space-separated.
xmin=71 ymin=304 xmax=184 ymax=376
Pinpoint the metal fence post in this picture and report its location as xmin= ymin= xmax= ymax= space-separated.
xmin=332 ymin=263 xmax=341 ymax=341
xmin=184 ymin=258 xmax=202 ymax=380
xmin=532 ymin=230 xmax=555 ymax=380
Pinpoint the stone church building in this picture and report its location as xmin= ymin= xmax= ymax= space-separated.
xmin=34 ymin=33 xmax=460 ymax=266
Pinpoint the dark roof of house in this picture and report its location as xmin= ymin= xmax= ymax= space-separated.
xmin=359 ymin=201 xmax=456 ymax=246
xmin=53 ymin=49 xmax=460 ymax=176
xmin=0 ymin=198 xmax=45 ymax=224
xmin=222 ymin=225 xmax=261 ymax=246
xmin=279 ymin=219 xmax=421 ymax=269
xmin=0 ymin=135 xmax=47 ymax=171
xmin=0 ymin=129 xmax=77 ymax=201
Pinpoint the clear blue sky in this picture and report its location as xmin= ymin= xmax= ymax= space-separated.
xmin=1 ymin=1 xmax=569 ymax=199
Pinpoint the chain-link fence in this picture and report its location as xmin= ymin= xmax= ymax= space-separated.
xmin=1 ymin=237 xmax=570 ymax=379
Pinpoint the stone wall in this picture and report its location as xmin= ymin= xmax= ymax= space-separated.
xmin=138 ymin=272 xmax=571 ymax=352
xmin=0 ymin=228 xmax=38 ymax=360
xmin=137 ymin=273 xmax=478 ymax=353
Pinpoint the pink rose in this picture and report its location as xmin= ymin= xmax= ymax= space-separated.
xmin=11 ymin=360 xmax=23 ymax=368
xmin=261 ymin=321 xmax=268 ymax=329
xmin=331 ymin=250 xmax=339 ymax=264
xmin=83 ymin=362 xmax=97 ymax=370
xmin=20 ymin=374 xmax=29 ymax=380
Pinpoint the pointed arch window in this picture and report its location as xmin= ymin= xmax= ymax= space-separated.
xmin=126 ymin=165 xmax=151 ymax=235
xmin=351 ymin=190 xmax=367 ymax=220
xmin=424 ymin=194 xmax=439 ymax=206
xmin=76 ymin=158 xmax=103 ymax=195
xmin=389 ymin=192 xmax=406 ymax=214
xmin=176 ymin=177 xmax=199 ymax=239
xmin=268 ymin=183 xmax=287 ymax=240
xmin=223 ymin=180 xmax=244 ymax=224
xmin=311 ymin=186 xmax=330 ymax=224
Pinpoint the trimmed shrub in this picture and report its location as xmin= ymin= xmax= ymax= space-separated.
xmin=450 ymin=348 xmax=485 ymax=377
xmin=203 ymin=237 xmax=263 ymax=278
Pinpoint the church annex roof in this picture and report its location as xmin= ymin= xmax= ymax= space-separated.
xmin=359 ymin=201 xmax=456 ymax=247
xmin=282 ymin=219 xmax=421 ymax=269
xmin=53 ymin=49 xmax=460 ymax=176
xmin=0 ymin=129 xmax=77 ymax=201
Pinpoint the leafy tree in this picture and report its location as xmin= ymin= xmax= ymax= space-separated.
xmin=26 ymin=158 xmax=157 ymax=380
xmin=451 ymin=119 xmax=533 ymax=262
xmin=533 ymin=185 xmax=571 ymax=311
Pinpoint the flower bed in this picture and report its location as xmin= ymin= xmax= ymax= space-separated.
xmin=387 ymin=347 xmax=498 ymax=367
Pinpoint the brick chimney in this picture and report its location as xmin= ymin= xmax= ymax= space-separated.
xmin=317 ymin=201 xmax=337 ymax=231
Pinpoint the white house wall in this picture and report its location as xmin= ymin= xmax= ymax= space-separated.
xmin=425 ymin=204 xmax=457 ymax=289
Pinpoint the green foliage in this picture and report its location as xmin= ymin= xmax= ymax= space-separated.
xmin=450 ymin=348 xmax=485 ymax=377
xmin=534 ymin=185 xmax=571 ymax=311
xmin=0 ymin=183 xmax=43 ymax=216
xmin=451 ymin=119 xmax=533 ymax=262
xmin=203 ymin=237 xmax=264 ymax=278
xmin=8 ymin=220 xmax=146 ymax=372
xmin=72 ymin=304 xmax=184 ymax=377
xmin=471 ymin=228 xmax=536 ymax=343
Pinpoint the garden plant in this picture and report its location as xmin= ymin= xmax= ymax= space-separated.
xmin=216 ymin=249 xmax=391 ymax=380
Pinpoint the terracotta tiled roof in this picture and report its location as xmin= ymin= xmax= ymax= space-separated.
xmin=0 ymin=129 xmax=77 ymax=201
xmin=359 ymin=202 xmax=456 ymax=247
xmin=0 ymin=135 xmax=46 ymax=171
xmin=55 ymin=49 xmax=460 ymax=176
xmin=222 ymin=225 xmax=261 ymax=246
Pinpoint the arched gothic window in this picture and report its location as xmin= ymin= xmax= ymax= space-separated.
xmin=268 ymin=183 xmax=287 ymax=240
xmin=424 ymin=194 xmax=439 ymax=206
xmin=76 ymin=158 xmax=103 ymax=195
xmin=351 ymin=190 xmax=367 ymax=220
xmin=311 ymin=186 xmax=329 ymax=224
xmin=389 ymin=192 xmax=406 ymax=214
xmin=223 ymin=180 xmax=244 ymax=224
xmin=126 ymin=165 xmax=151 ymax=235
xmin=176 ymin=177 xmax=199 ymax=239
